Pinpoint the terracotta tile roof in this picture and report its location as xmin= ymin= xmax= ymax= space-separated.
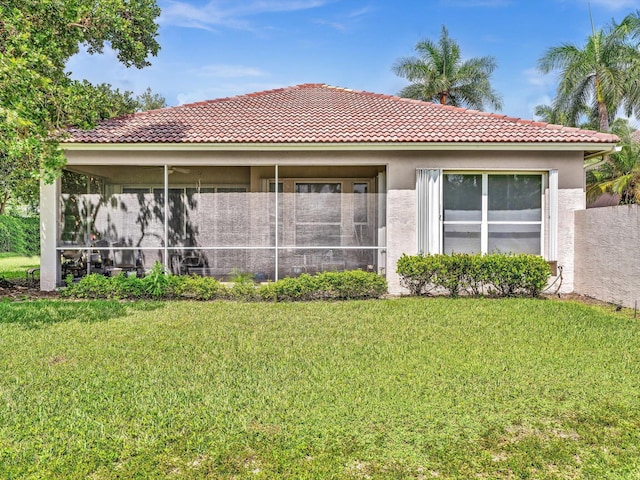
xmin=65 ymin=84 xmax=619 ymax=145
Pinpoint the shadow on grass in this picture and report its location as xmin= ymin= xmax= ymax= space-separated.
xmin=0 ymin=300 xmax=165 ymax=329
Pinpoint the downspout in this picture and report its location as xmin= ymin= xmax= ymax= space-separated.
xmin=583 ymin=145 xmax=621 ymax=172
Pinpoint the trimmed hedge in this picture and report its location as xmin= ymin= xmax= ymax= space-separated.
xmin=0 ymin=216 xmax=40 ymax=256
xmin=397 ymin=253 xmax=551 ymax=298
xmin=62 ymin=268 xmax=388 ymax=301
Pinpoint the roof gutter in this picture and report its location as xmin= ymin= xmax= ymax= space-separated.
xmin=61 ymin=141 xmax=621 ymax=153
xmin=583 ymin=144 xmax=622 ymax=171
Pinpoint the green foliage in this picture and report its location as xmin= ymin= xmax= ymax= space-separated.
xmin=393 ymin=25 xmax=502 ymax=110
xmin=587 ymin=118 xmax=640 ymax=205
xmin=397 ymin=253 xmax=551 ymax=298
xmin=537 ymin=11 xmax=640 ymax=132
xmin=229 ymin=268 xmax=255 ymax=285
xmin=135 ymin=86 xmax=167 ymax=111
xmin=315 ymin=270 xmax=388 ymax=300
xmin=61 ymin=273 xmax=144 ymax=299
xmin=481 ymin=253 xmax=551 ymax=297
xmin=396 ymin=253 xmax=440 ymax=295
xmin=0 ymin=0 xmax=161 ymax=209
xmin=259 ymin=271 xmax=387 ymax=302
xmin=167 ymin=275 xmax=227 ymax=300
xmin=0 ymin=215 xmax=39 ymax=256
xmin=141 ymin=261 xmax=167 ymax=298
xmin=63 ymin=270 xmax=388 ymax=302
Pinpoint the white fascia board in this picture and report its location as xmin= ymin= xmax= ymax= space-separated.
xmin=61 ymin=141 xmax=619 ymax=153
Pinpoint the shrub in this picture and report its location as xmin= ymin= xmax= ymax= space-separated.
xmin=259 ymin=271 xmax=387 ymax=302
xmin=481 ymin=253 xmax=551 ymax=297
xmin=432 ymin=253 xmax=473 ymax=297
xmin=63 ymin=269 xmax=387 ymax=302
xmin=396 ymin=253 xmax=439 ymax=296
xmin=0 ymin=215 xmax=40 ymax=256
xmin=141 ymin=261 xmax=169 ymax=298
xmin=62 ymin=273 xmax=145 ymax=299
xmin=258 ymin=274 xmax=319 ymax=302
xmin=315 ymin=270 xmax=388 ymax=300
xmin=167 ymin=275 xmax=228 ymax=300
xmin=397 ymin=253 xmax=552 ymax=298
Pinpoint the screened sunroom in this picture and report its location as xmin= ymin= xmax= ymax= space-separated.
xmin=55 ymin=164 xmax=387 ymax=284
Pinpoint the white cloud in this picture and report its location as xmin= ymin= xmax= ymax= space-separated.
xmin=159 ymin=0 xmax=332 ymax=31
xmin=556 ymin=0 xmax=637 ymax=11
xmin=313 ymin=5 xmax=373 ymax=32
xmin=581 ymin=0 xmax=637 ymax=9
xmin=192 ymin=64 xmax=267 ymax=78
xmin=523 ymin=67 xmax=556 ymax=88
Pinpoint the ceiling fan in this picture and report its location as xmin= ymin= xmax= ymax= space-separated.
xmin=168 ymin=166 xmax=191 ymax=175
xmin=141 ymin=166 xmax=191 ymax=175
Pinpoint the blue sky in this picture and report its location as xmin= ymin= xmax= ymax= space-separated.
xmin=66 ymin=0 xmax=639 ymax=121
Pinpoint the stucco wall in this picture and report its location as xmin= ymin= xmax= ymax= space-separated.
xmin=386 ymin=189 xmax=416 ymax=294
xmin=574 ymin=205 xmax=640 ymax=308
xmin=555 ymin=189 xmax=585 ymax=293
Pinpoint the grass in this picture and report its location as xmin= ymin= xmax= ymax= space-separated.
xmin=0 ymin=297 xmax=639 ymax=478
xmin=0 ymin=252 xmax=40 ymax=280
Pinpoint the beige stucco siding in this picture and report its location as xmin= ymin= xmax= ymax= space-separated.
xmin=556 ymin=189 xmax=585 ymax=293
xmin=385 ymin=150 xmax=585 ymax=190
xmin=386 ymin=189 xmax=416 ymax=294
xmin=575 ymin=205 xmax=640 ymax=308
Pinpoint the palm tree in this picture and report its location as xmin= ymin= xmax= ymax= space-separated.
xmin=534 ymin=103 xmax=598 ymax=129
xmin=538 ymin=18 xmax=638 ymax=133
xmin=615 ymin=11 xmax=640 ymax=119
xmin=392 ymin=25 xmax=502 ymax=111
xmin=534 ymin=104 xmax=570 ymax=126
xmin=587 ymin=118 xmax=640 ymax=204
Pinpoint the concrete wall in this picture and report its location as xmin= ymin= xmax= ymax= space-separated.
xmin=575 ymin=205 xmax=640 ymax=308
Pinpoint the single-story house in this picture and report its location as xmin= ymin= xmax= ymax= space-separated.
xmin=41 ymin=83 xmax=618 ymax=294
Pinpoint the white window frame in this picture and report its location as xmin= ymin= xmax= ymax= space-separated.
xmin=418 ymin=169 xmax=556 ymax=258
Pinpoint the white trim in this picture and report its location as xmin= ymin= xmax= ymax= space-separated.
xmin=481 ymin=174 xmax=488 ymax=253
xmin=163 ymin=165 xmax=169 ymax=268
xmin=61 ymin=141 xmax=619 ymax=153
xmin=548 ymin=169 xmax=558 ymax=261
xmin=274 ymin=164 xmax=279 ymax=281
xmin=416 ymin=169 xmax=428 ymax=253
xmin=441 ymin=172 xmax=545 ymax=255
xmin=427 ymin=170 xmax=441 ymax=254
xmin=416 ymin=169 xmax=442 ymax=254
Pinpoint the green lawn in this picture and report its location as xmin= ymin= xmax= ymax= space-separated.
xmin=0 ymin=252 xmax=40 ymax=280
xmin=0 ymin=298 xmax=639 ymax=479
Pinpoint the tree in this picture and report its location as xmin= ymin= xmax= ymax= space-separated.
xmin=135 ymin=87 xmax=167 ymax=111
xmin=0 ymin=0 xmax=161 ymax=212
xmin=587 ymin=118 xmax=640 ymax=205
xmin=615 ymin=11 xmax=640 ymax=119
xmin=534 ymin=102 xmax=598 ymax=129
xmin=0 ymin=80 xmax=140 ymax=214
xmin=538 ymin=15 xmax=639 ymax=132
xmin=534 ymin=104 xmax=570 ymax=126
xmin=392 ymin=25 xmax=502 ymax=111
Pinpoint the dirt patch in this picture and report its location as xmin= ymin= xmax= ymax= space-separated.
xmin=0 ymin=277 xmax=59 ymax=301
